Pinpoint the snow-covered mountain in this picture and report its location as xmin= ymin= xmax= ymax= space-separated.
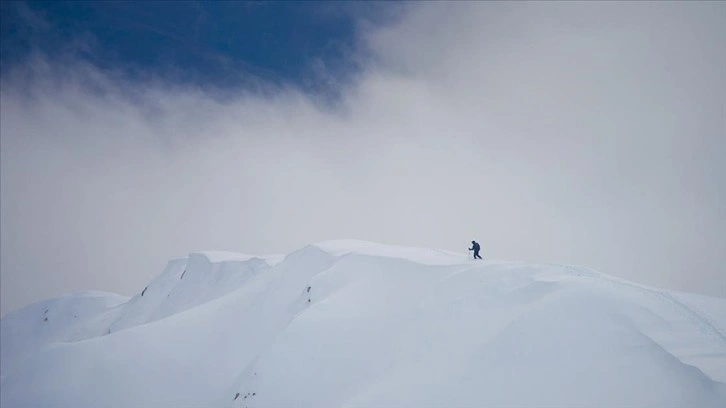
xmin=1 ymin=240 xmax=725 ymax=407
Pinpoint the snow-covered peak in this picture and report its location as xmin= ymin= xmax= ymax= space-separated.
xmin=188 ymin=250 xmax=285 ymax=265
xmin=1 ymin=241 xmax=724 ymax=408
xmin=311 ymin=238 xmax=469 ymax=265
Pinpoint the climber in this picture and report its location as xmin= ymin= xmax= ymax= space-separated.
xmin=469 ymin=240 xmax=482 ymax=259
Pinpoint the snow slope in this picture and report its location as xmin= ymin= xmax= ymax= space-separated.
xmin=1 ymin=240 xmax=725 ymax=408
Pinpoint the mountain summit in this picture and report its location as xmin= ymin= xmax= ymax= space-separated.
xmin=2 ymin=240 xmax=725 ymax=407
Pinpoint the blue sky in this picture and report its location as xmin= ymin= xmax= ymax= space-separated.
xmin=1 ymin=1 xmax=400 ymax=94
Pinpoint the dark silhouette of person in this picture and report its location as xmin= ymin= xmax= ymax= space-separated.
xmin=469 ymin=241 xmax=482 ymax=259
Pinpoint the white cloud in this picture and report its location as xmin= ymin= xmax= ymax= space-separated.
xmin=2 ymin=2 xmax=724 ymax=314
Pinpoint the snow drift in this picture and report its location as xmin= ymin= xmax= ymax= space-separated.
xmin=1 ymin=240 xmax=725 ymax=407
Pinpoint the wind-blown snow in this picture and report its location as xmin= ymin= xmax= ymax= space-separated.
xmin=1 ymin=240 xmax=724 ymax=407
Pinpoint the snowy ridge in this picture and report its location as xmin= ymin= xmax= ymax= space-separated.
xmin=1 ymin=240 xmax=725 ymax=408
xmin=312 ymin=239 xmax=468 ymax=265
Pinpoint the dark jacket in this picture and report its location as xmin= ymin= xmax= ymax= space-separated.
xmin=469 ymin=242 xmax=480 ymax=251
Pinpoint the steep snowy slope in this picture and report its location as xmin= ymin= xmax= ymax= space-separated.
xmin=1 ymin=240 xmax=725 ymax=408
xmin=0 ymin=291 xmax=128 ymax=384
